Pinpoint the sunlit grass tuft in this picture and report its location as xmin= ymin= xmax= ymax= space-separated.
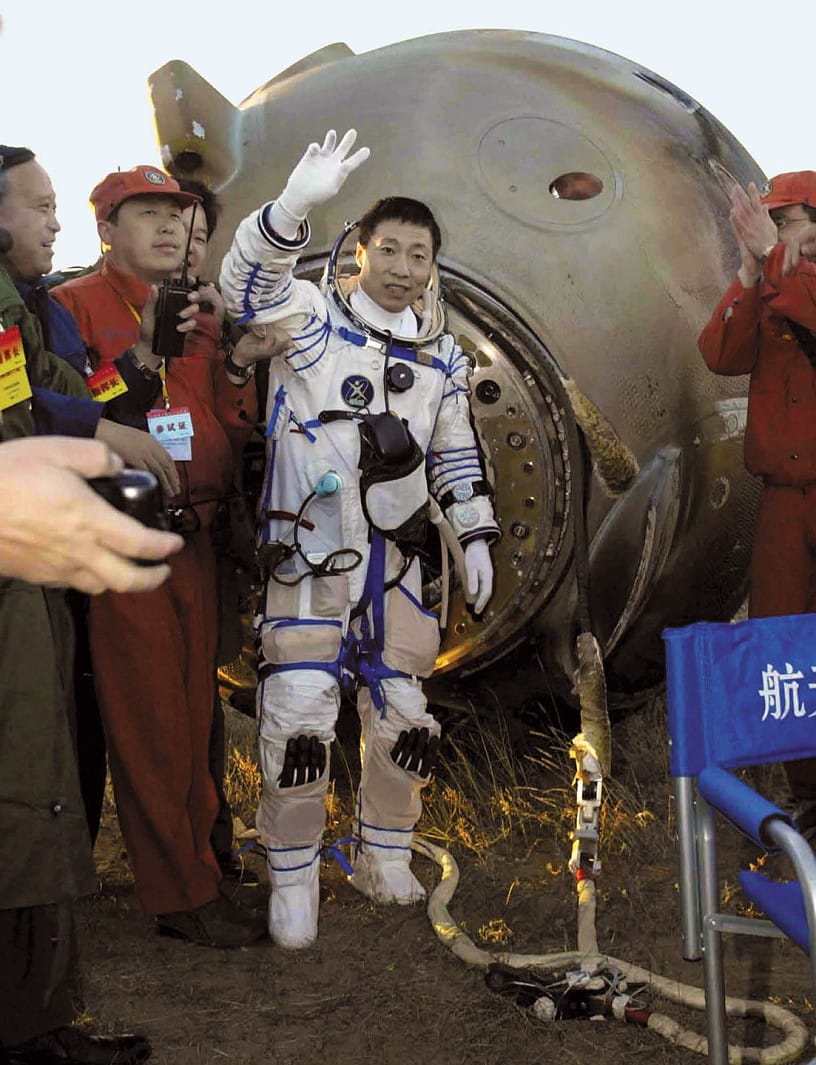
xmin=223 ymin=745 xmax=262 ymax=823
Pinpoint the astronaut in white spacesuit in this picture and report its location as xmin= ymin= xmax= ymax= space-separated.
xmin=220 ymin=129 xmax=500 ymax=949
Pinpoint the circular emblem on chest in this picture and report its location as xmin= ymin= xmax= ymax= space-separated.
xmin=341 ymin=374 xmax=375 ymax=409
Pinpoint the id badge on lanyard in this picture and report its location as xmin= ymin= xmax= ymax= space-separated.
xmin=0 ymin=325 xmax=32 ymax=411
xmin=147 ymin=406 xmax=195 ymax=461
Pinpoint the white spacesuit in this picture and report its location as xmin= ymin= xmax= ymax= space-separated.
xmin=220 ymin=130 xmax=499 ymax=949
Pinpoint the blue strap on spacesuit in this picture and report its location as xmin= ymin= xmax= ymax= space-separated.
xmin=284 ymin=312 xmax=332 ymax=371
xmin=266 ymin=386 xmax=287 ymax=438
xmin=336 ymin=325 xmax=449 ymax=375
xmin=321 ymin=836 xmax=355 ymax=875
xmin=265 ymin=385 xmax=318 ymax=443
xmin=342 ymin=531 xmax=408 ymax=714
xmin=354 ymin=791 xmax=413 ymax=857
xmin=266 ymin=843 xmax=320 ymax=873
xmin=257 ymin=619 xmax=345 ymax=684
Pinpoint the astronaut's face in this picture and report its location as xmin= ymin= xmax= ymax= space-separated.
xmin=355 ymin=219 xmax=433 ymax=314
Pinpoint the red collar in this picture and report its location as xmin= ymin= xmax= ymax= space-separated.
xmin=100 ymin=258 xmax=152 ymax=316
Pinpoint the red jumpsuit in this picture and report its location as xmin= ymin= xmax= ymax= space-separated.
xmin=53 ymin=260 xmax=257 ymax=914
xmin=699 ymin=245 xmax=816 ymax=807
xmin=698 ymin=244 xmax=816 ymax=617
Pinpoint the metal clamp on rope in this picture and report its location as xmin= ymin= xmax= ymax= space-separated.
xmin=568 ymin=737 xmax=604 ymax=878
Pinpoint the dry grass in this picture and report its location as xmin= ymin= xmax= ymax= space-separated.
xmin=220 ymin=696 xmax=671 ymax=873
xmin=420 ymin=706 xmax=670 ymax=870
xmin=222 ymin=744 xmax=262 ymax=824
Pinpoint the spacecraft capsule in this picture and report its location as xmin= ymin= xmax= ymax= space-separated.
xmin=150 ymin=30 xmax=761 ymax=706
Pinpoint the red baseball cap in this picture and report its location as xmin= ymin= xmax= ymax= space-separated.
xmin=761 ymin=172 xmax=816 ymax=211
xmin=90 ymin=165 xmax=200 ymax=221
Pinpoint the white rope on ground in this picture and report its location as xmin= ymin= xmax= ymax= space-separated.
xmin=411 ymin=836 xmax=811 ymax=1065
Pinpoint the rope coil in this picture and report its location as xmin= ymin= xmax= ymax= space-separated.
xmin=411 ymin=837 xmax=811 ymax=1064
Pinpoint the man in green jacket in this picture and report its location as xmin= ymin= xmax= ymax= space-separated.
xmin=0 ymin=264 xmax=177 ymax=1064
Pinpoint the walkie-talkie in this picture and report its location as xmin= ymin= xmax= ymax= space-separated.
xmin=151 ymin=202 xmax=199 ymax=359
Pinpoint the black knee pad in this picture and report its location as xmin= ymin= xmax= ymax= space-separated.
xmin=390 ymin=727 xmax=440 ymax=779
xmin=278 ymin=734 xmax=328 ymax=788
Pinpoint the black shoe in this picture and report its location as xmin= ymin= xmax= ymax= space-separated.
xmin=6 ymin=1025 xmax=150 ymax=1064
xmin=156 ymin=894 xmax=266 ymax=948
xmin=218 ymin=854 xmax=260 ymax=886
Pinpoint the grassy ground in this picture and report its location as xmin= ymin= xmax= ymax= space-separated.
xmin=79 ymin=692 xmax=816 ymax=1065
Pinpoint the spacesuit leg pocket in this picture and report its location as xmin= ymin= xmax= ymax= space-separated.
xmin=310 ymin=574 xmax=349 ymax=618
xmin=265 ymin=580 xmax=304 ymax=620
xmin=261 ymin=619 xmax=343 ymax=665
xmin=382 ymin=585 xmax=440 ymax=678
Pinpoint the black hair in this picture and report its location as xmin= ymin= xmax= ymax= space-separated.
xmin=176 ymin=178 xmax=220 ymax=240
xmin=357 ymin=196 xmax=441 ymax=260
xmin=0 ymin=145 xmax=35 ymax=171
xmin=0 ymin=146 xmax=35 ymax=203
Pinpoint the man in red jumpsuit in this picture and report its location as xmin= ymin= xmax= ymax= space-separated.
xmin=699 ymin=171 xmax=816 ymax=835
xmin=53 ymin=166 xmax=277 ymax=946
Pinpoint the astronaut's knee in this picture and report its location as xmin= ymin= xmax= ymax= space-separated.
xmin=279 ymin=734 xmax=329 ymax=788
xmin=258 ymin=734 xmax=332 ymax=844
xmin=258 ymin=665 xmax=340 ymax=738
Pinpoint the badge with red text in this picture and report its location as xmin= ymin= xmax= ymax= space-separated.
xmin=87 ymin=364 xmax=128 ymax=402
xmin=0 ymin=325 xmax=32 ymax=411
xmin=147 ymin=406 xmax=194 ymax=461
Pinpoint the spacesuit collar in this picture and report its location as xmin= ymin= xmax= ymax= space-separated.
xmin=349 ymin=283 xmax=418 ymax=338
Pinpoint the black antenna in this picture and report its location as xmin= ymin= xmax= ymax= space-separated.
xmin=179 ymin=201 xmax=197 ymax=285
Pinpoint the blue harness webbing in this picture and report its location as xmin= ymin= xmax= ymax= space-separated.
xmin=258 ymin=533 xmax=409 ymax=710
xmin=336 ymin=325 xmax=449 ymax=375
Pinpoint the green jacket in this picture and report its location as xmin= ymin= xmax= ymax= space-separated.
xmin=0 ymin=265 xmax=90 ymax=443
xmin=0 ymin=265 xmax=96 ymax=909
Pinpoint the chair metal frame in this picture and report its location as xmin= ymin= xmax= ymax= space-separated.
xmin=665 ymin=616 xmax=816 ymax=1065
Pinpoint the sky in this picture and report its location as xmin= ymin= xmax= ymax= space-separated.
xmin=1 ymin=0 xmax=813 ymax=269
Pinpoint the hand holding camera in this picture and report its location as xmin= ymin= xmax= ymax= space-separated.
xmin=0 ymin=437 xmax=182 ymax=594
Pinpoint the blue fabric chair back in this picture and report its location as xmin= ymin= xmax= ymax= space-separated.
xmin=665 ymin=615 xmax=816 ymax=777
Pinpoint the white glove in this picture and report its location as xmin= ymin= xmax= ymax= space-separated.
xmin=276 ymin=129 xmax=370 ymax=226
xmin=463 ymin=538 xmax=494 ymax=615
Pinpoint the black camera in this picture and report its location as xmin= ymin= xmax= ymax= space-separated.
xmin=89 ymin=470 xmax=169 ymax=563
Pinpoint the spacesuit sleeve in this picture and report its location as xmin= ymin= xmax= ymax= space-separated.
xmin=427 ymin=336 xmax=500 ymax=546
xmin=762 ymin=245 xmax=816 ymax=333
xmin=698 ymin=276 xmax=762 ymax=376
xmin=220 ymin=203 xmax=328 ymax=337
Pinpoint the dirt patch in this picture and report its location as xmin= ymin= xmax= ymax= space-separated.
xmin=77 ymin=696 xmax=816 ymax=1065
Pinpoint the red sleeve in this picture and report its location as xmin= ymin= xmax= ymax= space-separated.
xmin=762 ymin=244 xmax=816 ymax=332
xmin=184 ymin=313 xmax=258 ymax=463
xmin=213 ymin=358 xmax=258 ymax=464
xmin=698 ymin=276 xmax=762 ymax=376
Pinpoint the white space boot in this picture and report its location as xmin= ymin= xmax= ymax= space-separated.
xmin=349 ymin=837 xmax=426 ymax=905
xmin=266 ymin=844 xmax=320 ymax=949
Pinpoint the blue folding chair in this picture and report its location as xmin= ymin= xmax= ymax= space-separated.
xmin=664 ymin=616 xmax=816 ymax=1065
